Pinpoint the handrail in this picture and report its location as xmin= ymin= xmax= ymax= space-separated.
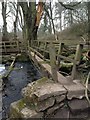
xmin=32 ymin=39 xmax=85 ymax=45
xmin=28 ymin=40 xmax=85 ymax=80
xmin=1 ymin=40 xmax=22 ymax=53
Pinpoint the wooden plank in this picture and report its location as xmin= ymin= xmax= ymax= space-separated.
xmin=57 ymin=54 xmax=77 ymax=64
xmin=30 ymin=51 xmax=69 ymax=85
xmin=33 ymin=47 xmax=49 ymax=53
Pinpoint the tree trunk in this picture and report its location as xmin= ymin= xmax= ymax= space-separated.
xmin=13 ymin=3 xmax=19 ymax=40
xmin=50 ymin=2 xmax=55 ymax=35
xmin=87 ymin=2 xmax=90 ymax=48
xmin=19 ymin=2 xmax=36 ymax=45
xmin=59 ymin=15 xmax=62 ymax=31
xmin=2 ymin=2 xmax=8 ymax=41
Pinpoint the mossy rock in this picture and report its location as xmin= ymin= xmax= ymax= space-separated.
xmin=22 ymin=77 xmax=54 ymax=107
xmin=10 ymin=99 xmax=26 ymax=118
xmin=16 ymin=53 xmax=29 ymax=62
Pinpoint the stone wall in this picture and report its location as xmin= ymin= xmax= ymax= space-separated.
xmin=10 ymin=77 xmax=90 ymax=119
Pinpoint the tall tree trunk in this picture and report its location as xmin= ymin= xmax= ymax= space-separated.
xmin=13 ymin=3 xmax=19 ymax=40
xmin=87 ymin=2 xmax=90 ymax=48
xmin=70 ymin=10 xmax=73 ymax=25
xmin=59 ymin=15 xmax=62 ymax=31
xmin=48 ymin=18 xmax=52 ymax=34
xmin=2 ymin=2 xmax=8 ymax=41
xmin=49 ymin=2 xmax=55 ymax=35
xmin=19 ymin=2 xmax=36 ymax=45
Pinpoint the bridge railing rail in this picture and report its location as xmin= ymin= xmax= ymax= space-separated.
xmin=28 ymin=40 xmax=85 ymax=80
xmin=0 ymin=40 xmax=23 ymax=54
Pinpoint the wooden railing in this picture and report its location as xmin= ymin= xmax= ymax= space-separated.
xmin=0 ymin=39 xmax=86 ymax=81
xmin=27 ymin=40 xmax=86 ymax=81
xmin=0 ymin=40 xmax=23 ymax=54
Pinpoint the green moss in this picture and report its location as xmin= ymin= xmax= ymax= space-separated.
xmin=10 ymin=107 xmax=21 ymax=118
xmin=10 ymin=100 xmax=25 ymax=118
xmin=17 ymin=99 xmax=26 ymax=111
xmin=23 ymin=95 xmax=38 ymax=110
xmin=35 ymin=77 xmax=48 ymax=84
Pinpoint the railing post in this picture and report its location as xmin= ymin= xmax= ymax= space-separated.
xmin=71 ymin=44 xmax=83 ymax=80
xmin=49 ymin=42 xmax=58 ymax=82
xmin=57 ymin=43 xmax=64 ymax=67
xmin=16 ymin=41 xmax=19 ymax=52
xmin=27 ymin=40 xmax=29 ymax=50
xmin=74 ymin=44 xmax=83 ymax=63
xmin=4 ymin=42 xmax=6 ymax=53
xmin=43 ymin=42 xmax=47 ymax=60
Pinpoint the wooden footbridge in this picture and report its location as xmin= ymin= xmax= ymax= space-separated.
xmin=2 ymin=40 xmax=90 ymax=109
xmin=1 ymin=39 xmax=88 ymax=84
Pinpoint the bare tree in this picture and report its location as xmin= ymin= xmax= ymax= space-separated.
xmin=87 ymin=2 xmax=90 ymax=47
xmin=18 ymin=1 xmax=37 ymax=43
xmin=2 ymin=1 xmax=8 ymax=41
xmin=55 ymin=2 xmax=63 ymax=31
xmin=44 ymin=2 xmax=58 ymax=40
xmin=13 ymin=3 xmax=19 ymax=40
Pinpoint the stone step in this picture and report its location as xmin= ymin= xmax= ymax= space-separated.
xmin=64 ymin=82 xmax=86 ymax=99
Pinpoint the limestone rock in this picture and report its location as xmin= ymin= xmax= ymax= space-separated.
xmin=34 ymin=83 xmax=67 ymax=101
xmin=36 ymin=97 xmax=55 ymax=112
xmin=10 ymin=99 xmax=26 ymax=118
xmin=64 ymin=83 xmax=85 ymax=99
xmin=47 ymin=102 xmax=64 ymax=115
xmin=22 ymin=77 xmax=67 ymax=103
xmin=21 ymin=107 xmax=43 ymax=118
xmin=53 ymin=106 xmax=69 ymax=118
xmin=55 ymin=95 xmax=66 ymax=103
xmin=68 ymin=98 xmax=90 ymax=113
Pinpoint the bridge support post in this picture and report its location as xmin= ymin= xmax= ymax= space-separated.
xmin=57 ymin=43 xmax=64 ymax=68
xmin=16 ymin=41 xmax=19 ymax=53
xmin=71 ymin=44 xmax=83 ymax=80
xmin=49 ymin=42 xmax=58 ymax=82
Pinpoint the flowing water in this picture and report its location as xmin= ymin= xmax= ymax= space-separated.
xmin=0 ymin=61 xmax=41 ymax=119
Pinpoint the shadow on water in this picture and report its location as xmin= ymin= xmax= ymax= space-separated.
xmin=2 ymin=61 xmax=42 ymax=119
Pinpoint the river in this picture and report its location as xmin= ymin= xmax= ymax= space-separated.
xmin=0 ymin=61 xmax=41 ymax=119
